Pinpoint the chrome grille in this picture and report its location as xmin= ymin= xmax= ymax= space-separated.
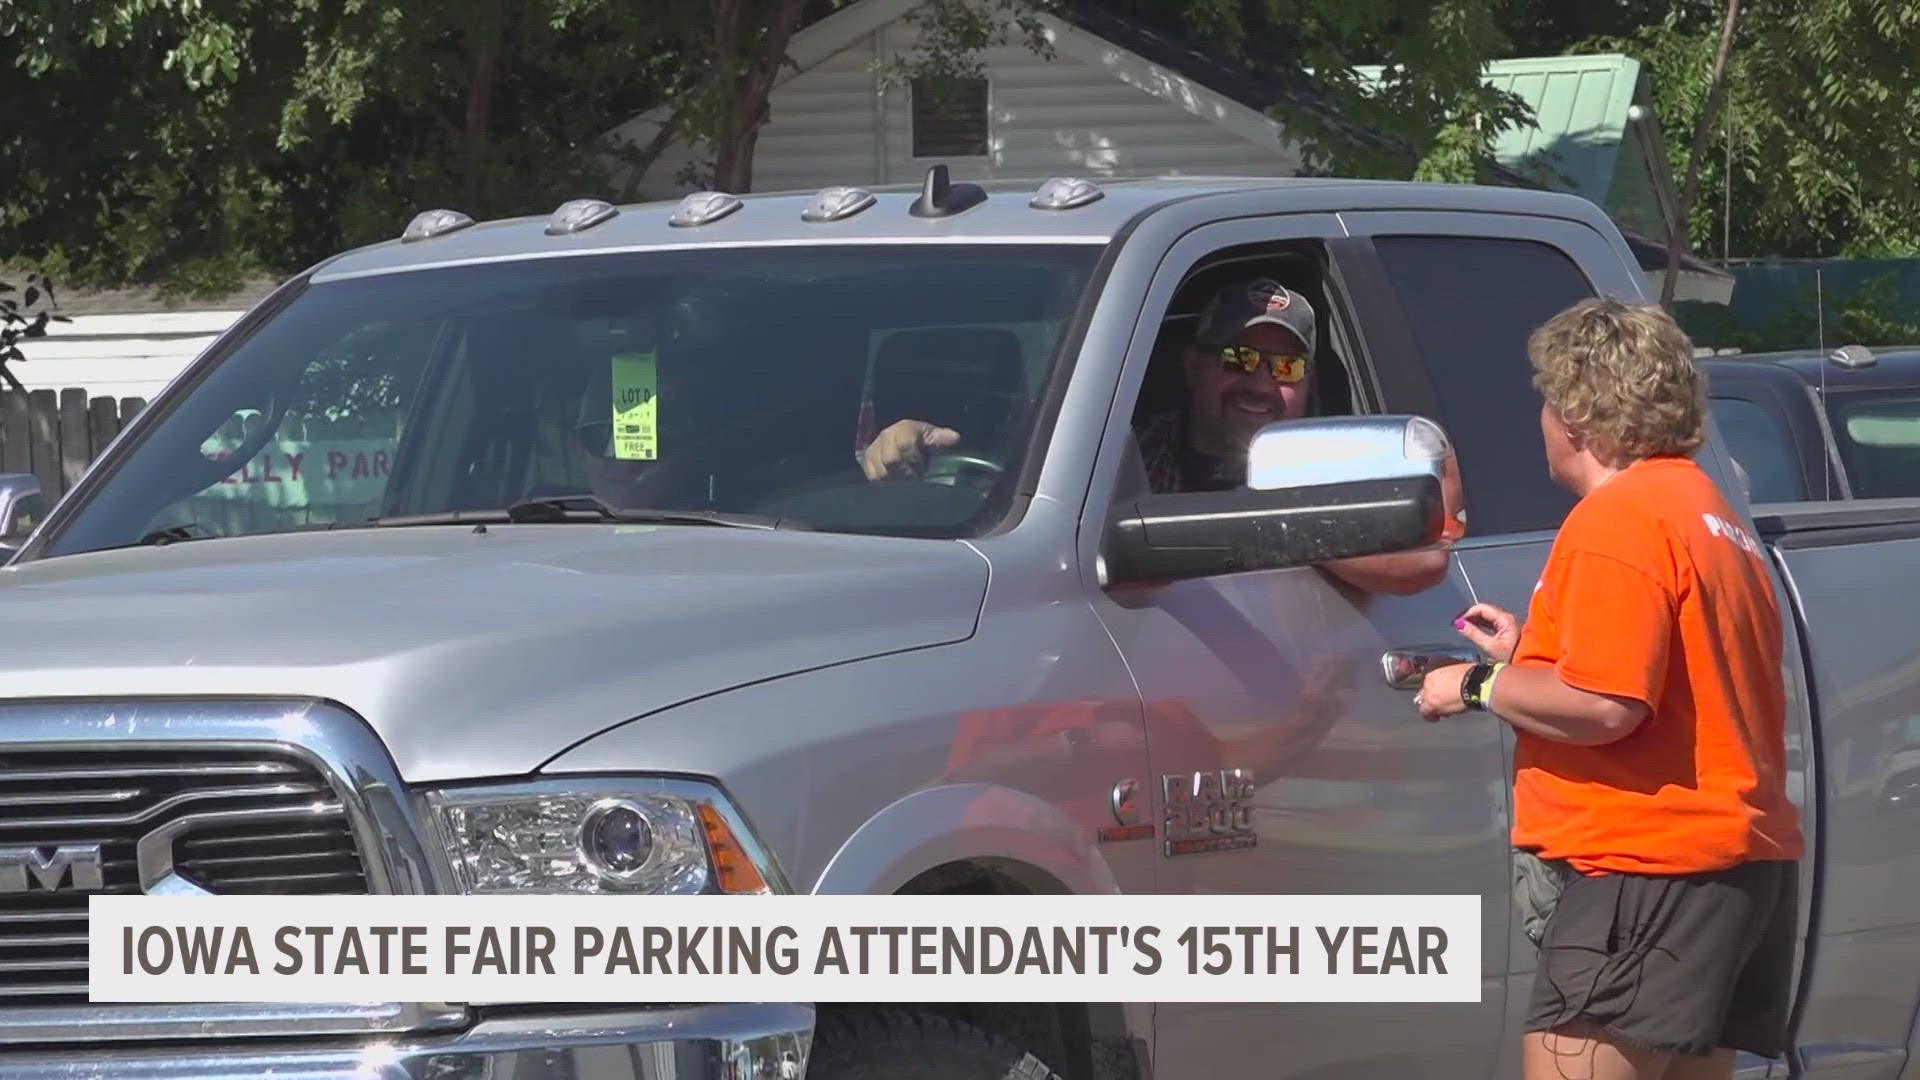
xmin=0 ymin=746 xmax=367 ymax=1006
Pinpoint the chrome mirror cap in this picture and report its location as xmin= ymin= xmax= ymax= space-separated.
xmin=1247 ymin=414 xmax=1450 ymax=491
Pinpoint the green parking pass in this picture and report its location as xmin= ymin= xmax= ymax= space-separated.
xmin=611 ymin=352 xmax=658 ymax=460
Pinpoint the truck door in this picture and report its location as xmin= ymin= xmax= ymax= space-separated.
xmin=1335 ymin=211 xmax=1808 ymax=1079
xmin=1078 ymin=215 xmax=1511 ymax=1079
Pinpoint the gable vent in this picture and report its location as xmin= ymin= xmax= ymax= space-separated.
xmin=911 ymin=76 xmax=989 ymax=158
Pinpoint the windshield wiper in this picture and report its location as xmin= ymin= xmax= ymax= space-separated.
xmin=361 ymin=510 xmax=512 ymax=529
xmin=503 ymin=494 xmax=806 ymax=531
xmin=138 ymin=523 xmax=220 ymax=546
xmin=110 ymin=498 xmax=797 ymax=547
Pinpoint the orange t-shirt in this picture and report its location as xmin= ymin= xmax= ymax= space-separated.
xmin=1509 ymin=455 xmax=1804 ymax=876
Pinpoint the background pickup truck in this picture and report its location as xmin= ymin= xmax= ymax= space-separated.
xmin=1 ymin=171 xmax=1918 ymax=1080
xmin=1699 ymin=345 xmax=1920 ymax=505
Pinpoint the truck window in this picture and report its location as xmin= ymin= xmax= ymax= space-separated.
xmin=1824 ymin=390 xmax=1920 ymax=499
xmin=1708 ymin=396 xmax=1809 ymax=503
xmin=1111 ymin=242 xmax=1369 ymax=498
xmin=181 ymin=319 xmax=439 ymax=536
xmin=35 ymin=244 xmax=1102 ymax=558
xmin=1370 ymin=235 xmax=1597 ymax=536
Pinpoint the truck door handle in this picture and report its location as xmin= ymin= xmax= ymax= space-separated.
xmin=1380 ymin=646 xmax=1482 ymax=690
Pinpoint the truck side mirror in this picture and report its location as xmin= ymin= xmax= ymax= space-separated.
xmin=1100 ymin=415 xmax=1453 ymax=587
xmin=5 ymin=493 xmax=41 ymax=540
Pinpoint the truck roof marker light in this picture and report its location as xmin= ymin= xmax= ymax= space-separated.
xmin=400 ymin=208 xmax=475 ymax=243
xmin=1032 ymin=177 xmax=1105 ymax=210
xmin=696 ymin=803 xmax=771 ymax=894
xmin=546 ymin=198 xmax=620 ymax=236
xmin=909 ymin=163 xmax=987 ymax=219
xmin=802 ymin=185 xmax=877 ymax=223
xmin=1830 ymin=344 xmax=1877 ymax=369
xmin=669 ymin=190 xmax=744 ymax=228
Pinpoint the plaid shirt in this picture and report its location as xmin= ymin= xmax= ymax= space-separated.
xmin=1135 ymin=407 xmax=1243 ymax=494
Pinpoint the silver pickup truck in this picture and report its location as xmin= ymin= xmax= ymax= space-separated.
xmin=3 ymin=172 xmax=1919 ymax=1080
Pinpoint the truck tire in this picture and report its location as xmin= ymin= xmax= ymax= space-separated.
xmin=807 ymin=1009 xmax=1066 ymax=1080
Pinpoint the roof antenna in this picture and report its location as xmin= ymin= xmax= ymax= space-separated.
xmin=910 ymin=163 xmax=987 ymax=219
xmin=1817 ymin=267 xmax=1829 ymax=500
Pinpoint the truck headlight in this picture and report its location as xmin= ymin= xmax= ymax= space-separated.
xmin=420 ymin=778 xmax=782 ymax=895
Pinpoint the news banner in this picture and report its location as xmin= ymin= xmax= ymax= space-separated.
xmin=87 ymin=894 xmax=1478 ymax=1004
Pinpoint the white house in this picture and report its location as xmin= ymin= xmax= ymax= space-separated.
xmin=606 ymin=0 xmax=1320 ymax=197
xmin=2 ymin=277 xmax=277 ymax=404
xmin=608 ymin=0 xmax=1733 ymax=303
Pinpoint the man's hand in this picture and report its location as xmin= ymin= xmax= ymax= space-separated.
xmin=1454 ymin=602 xmax=1520 ymax=663
xmin=1416 ymin=663 xmax=1473 ymax=722
xmin=862 ymin=419 xmax=961 ymax=481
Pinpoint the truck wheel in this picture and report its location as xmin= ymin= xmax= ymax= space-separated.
xmin=807 ymin=1009 xmax=1065 ymax=1080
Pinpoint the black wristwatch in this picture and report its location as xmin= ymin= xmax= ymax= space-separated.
xmin=1460 ymin=662 xmax=1501 ymax=711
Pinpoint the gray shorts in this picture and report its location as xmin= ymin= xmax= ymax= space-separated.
xmin=1520 ymin=854 xmax=1800 ymax=1059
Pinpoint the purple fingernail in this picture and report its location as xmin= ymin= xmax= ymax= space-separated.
xmin=1453 ymin=619 xmax=1467 ymax=630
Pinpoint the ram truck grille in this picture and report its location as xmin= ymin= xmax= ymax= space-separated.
xmin=0 ymin=746 xmax=367 ymax=1007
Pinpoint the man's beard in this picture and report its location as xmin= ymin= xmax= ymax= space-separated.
xmin=1216 ymin=393 xmax=1281 ymax=445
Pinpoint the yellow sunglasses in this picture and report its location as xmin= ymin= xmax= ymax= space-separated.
xmin=1218 ymin=345 xmax=1309 ymax=383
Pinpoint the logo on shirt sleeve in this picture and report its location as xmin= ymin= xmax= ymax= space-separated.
xmin=1702 ymin=512 xmax=1764 ymax=558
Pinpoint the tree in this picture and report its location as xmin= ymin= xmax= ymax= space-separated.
xmin=0 ymin=273 xmax=70 ymax=394
xmin=1662 ymin=0 xmax=1741 ymax=308
xmin=1077 ymin=0 xmax=1535 ymax=184
xmin=1577 ymin=0 xmax=1920 ymax=261
xmin=3 ymin=0 xmax=1548 ymax=298
xmin=0 ymin=0 xmax=671 ymax=293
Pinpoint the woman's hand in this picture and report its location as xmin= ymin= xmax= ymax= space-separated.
xmin=1455 ymin=602 xmax=1520 ymax=664
xmin=1415 ymin=663 xmax=1472 ymax=721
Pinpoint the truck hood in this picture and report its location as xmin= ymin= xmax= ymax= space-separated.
xmin=0 ymin=524 xmax=989 ymax=780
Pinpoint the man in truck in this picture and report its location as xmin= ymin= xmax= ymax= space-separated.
xmin=861 ymin=276 xmax=1333 ymax=489
xmin=1415 ymin=298 xmax=1804 ymax=1080
xmin=862 ymin=275 xmax=1466 ymax=594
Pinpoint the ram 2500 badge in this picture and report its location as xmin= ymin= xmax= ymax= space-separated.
xmin=4 ymin=169 xmax=1920 ymax=1080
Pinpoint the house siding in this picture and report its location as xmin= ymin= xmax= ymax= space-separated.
xmin=622 ymin=18 xmax=1298 ymax=199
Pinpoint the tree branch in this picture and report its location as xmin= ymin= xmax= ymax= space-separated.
xmin=618 ymin=107 xmax=688 ymax=202
xmin=462 ymin=0 xmax=508 ymax=214
xmin=715 ymin=0 xmax=806 ymax=191
xmin=1664 ymin=0 xmax=1741 ymax=308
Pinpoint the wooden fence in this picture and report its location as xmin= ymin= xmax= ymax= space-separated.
xmin=0 ymin=389 xmax=147 ymax=502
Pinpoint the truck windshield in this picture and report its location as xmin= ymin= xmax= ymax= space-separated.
xmin=1826 ymin=390 xmax=1920 ymax=499
xmin=35 ymin=243 xmax=1103 ymax=557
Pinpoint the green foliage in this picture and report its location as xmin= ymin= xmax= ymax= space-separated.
xmin=13 ymin=0 xmax=1920 ymax=307
xmin=1 ymin=0 xmax=669 ymax=298
xmin=1574 ymin=0 xmax=1920 ymax=260
xmin=1097 ymin=0 xmax=1534 ymax=183
xmin=0 ymin=272 xmax=72 ymax=393
xmin=877 ymin=0 xmax=1059 ymax=86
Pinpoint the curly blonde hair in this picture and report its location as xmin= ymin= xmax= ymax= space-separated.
xmin=1527 ymin=297 xmax=1707 ymax=462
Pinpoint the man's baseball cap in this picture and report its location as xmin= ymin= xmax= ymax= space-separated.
xmin=1193 ymin=277 xmax=1317 ymax=355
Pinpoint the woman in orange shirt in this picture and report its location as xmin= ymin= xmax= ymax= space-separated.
xmin=1417 ymin=298 xmax=1803 ymax=1080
